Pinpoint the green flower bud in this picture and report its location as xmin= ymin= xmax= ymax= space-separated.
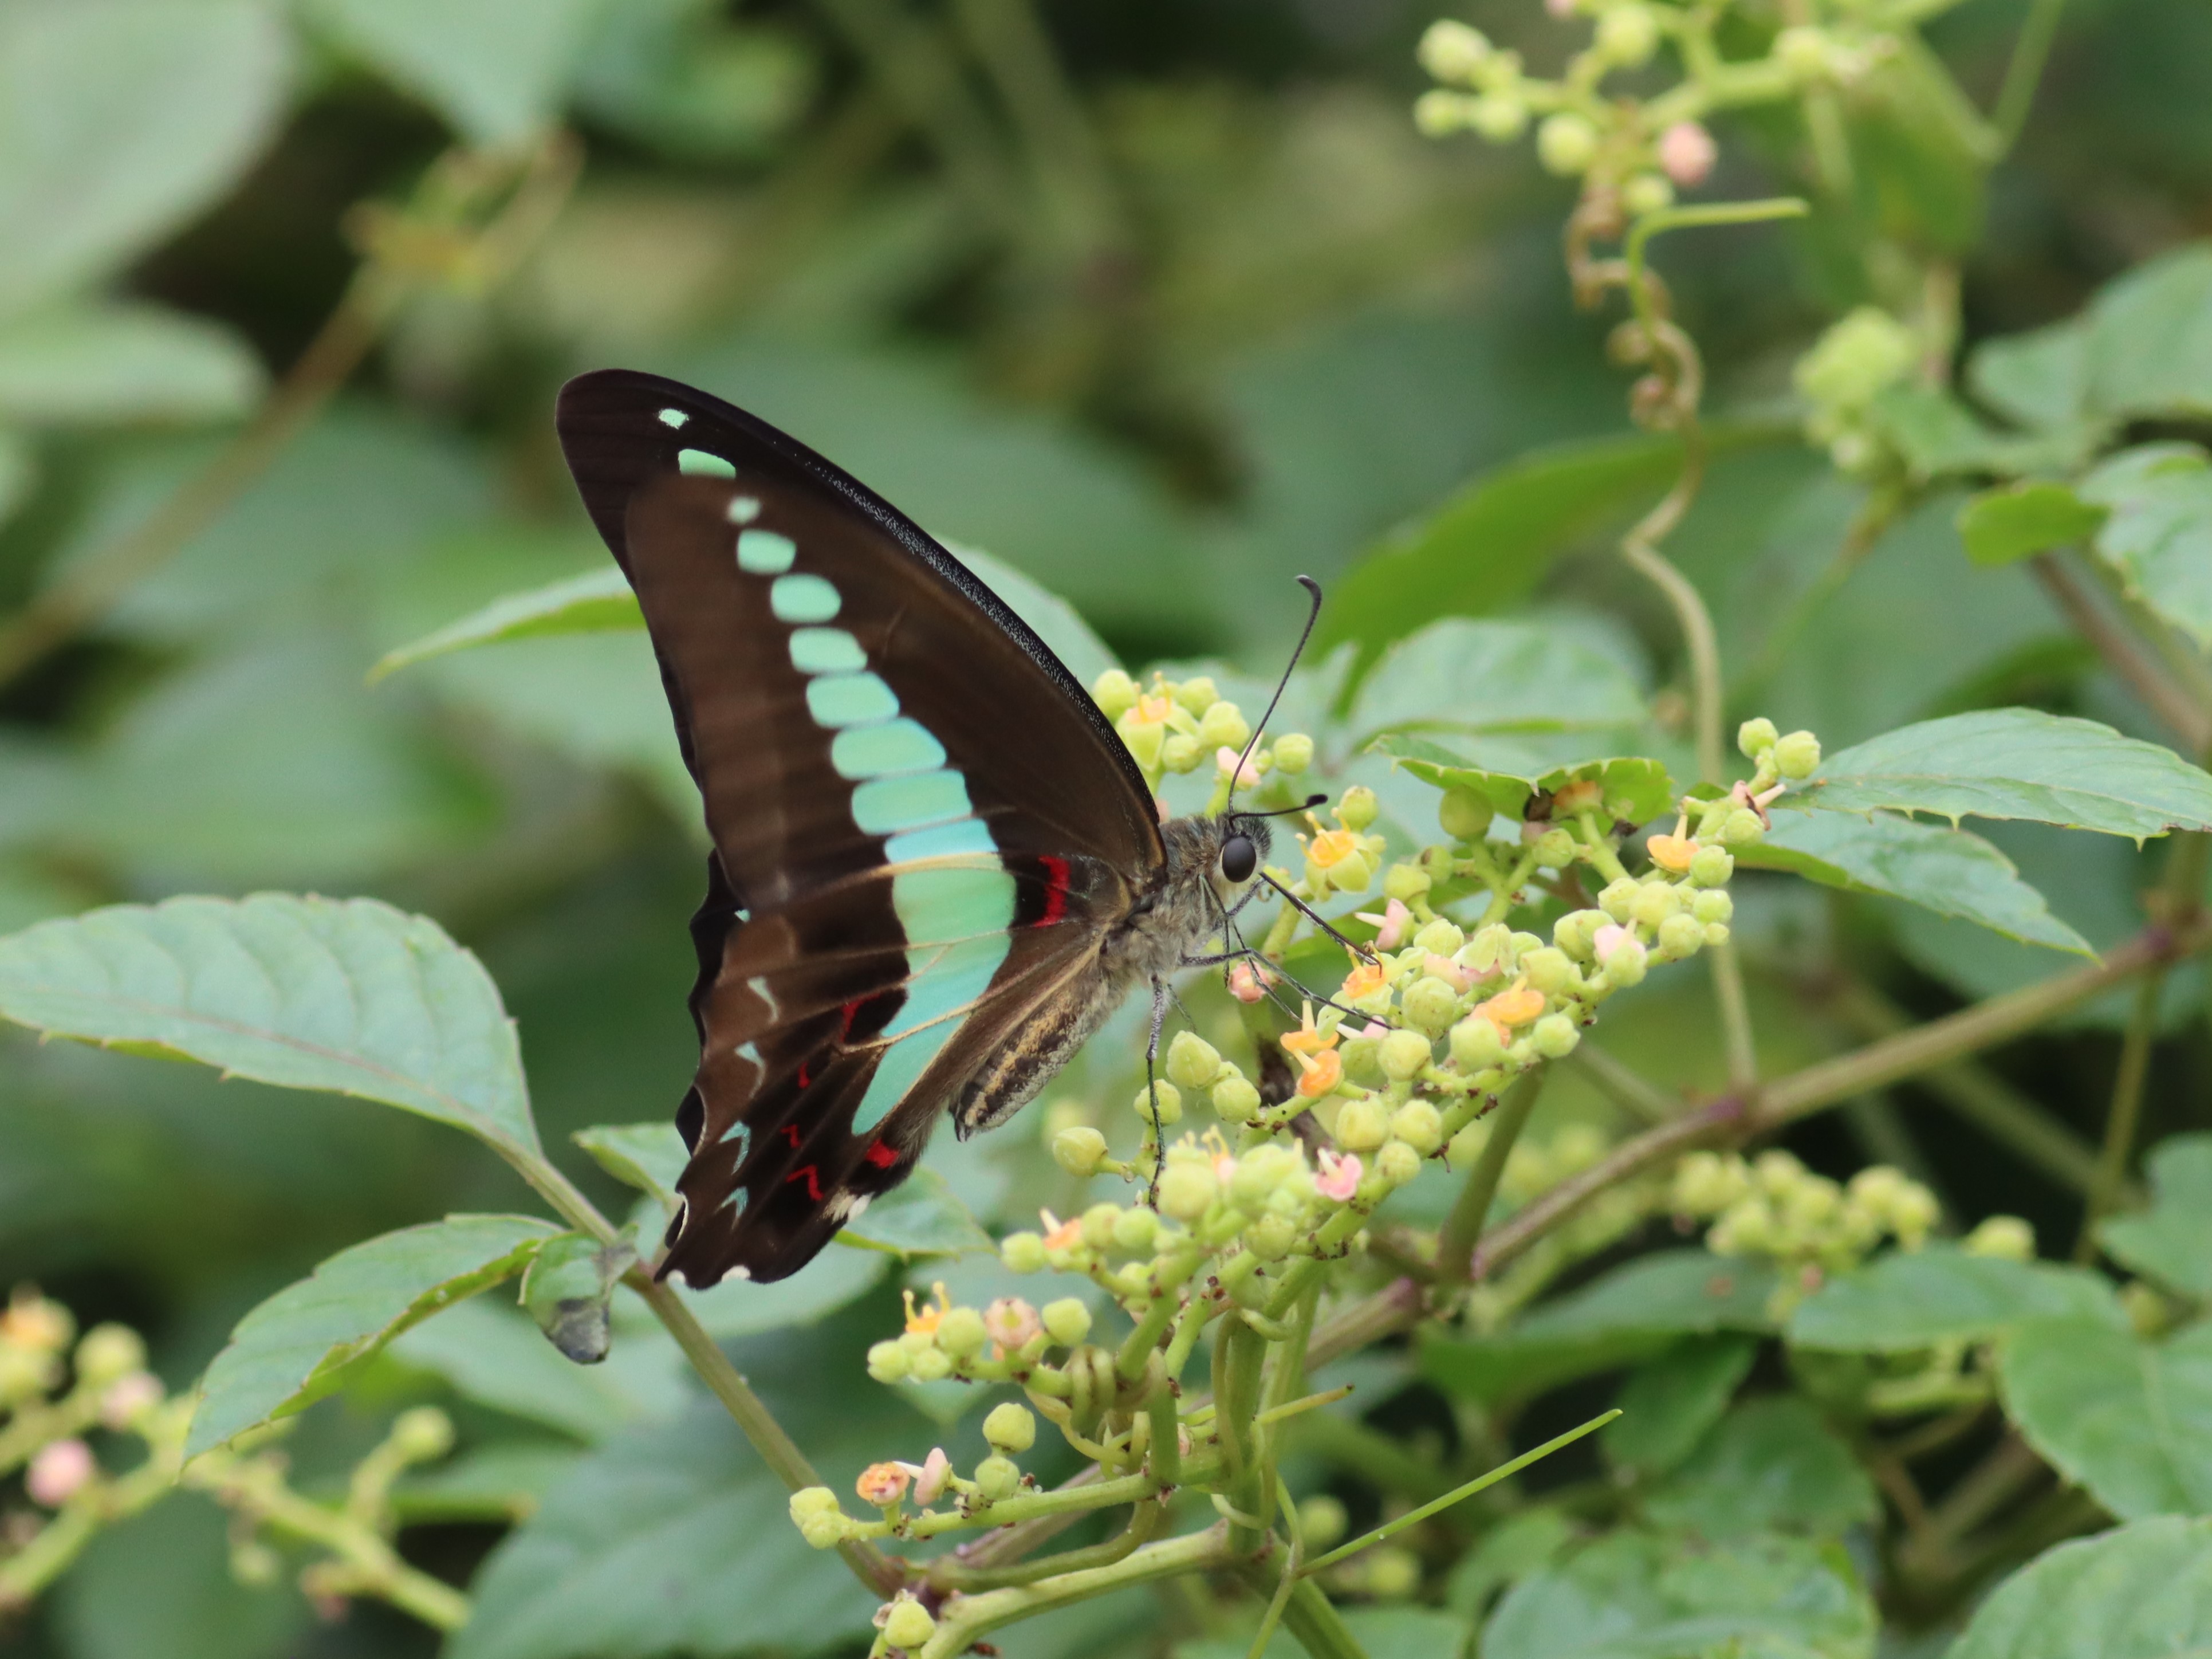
xmin=1774 ymin=24 xmax=1830 ymax=77
xmin=1439 ymin=787 xmax=1491 ymax=840
xmin=1596 ymin=3 xmax=1659 ymax=62
xmin=1384 ymin=862 xmax=1432 ymax=903
xmin=1537 ymin=112 xmax=1600 ymax=176
xmin=974 ymin=1453 xmax=1022 ymax=1501
xmin=1335 ymin=1096 xmax=1392 ymax=1152
xmin=1270 ymin=732 xmax=1314 ymax=775
xmin=1601 ymin=937 xmax=1647 ymax=987
xmin=1656 ymin=913 xmax=1705 ymax=959
xmin=1093 ymin=669 xmax=1139 ymax=720
xmin=1341 ymin=1036 xmax=1386 ymax=1088
xmin=1688 ymin=844 xmax=1734 ymax=888
xmin=1176 ymin=676 xmax=1219 ymax=716
xmin=985 ymin=1402 xmax=1037 ymax=1453
xmin=908 ymin=1346 xmax=953 ymax=1382
xmin=1795 ymin=306 xmax=1916 ymax=411
xmin=1402 ymin=975 xmax=1461 ymax=1035
xmin=1001 ymin=1231 xmax=1048 ymax=1273
xmin=73 ymin=1324 xmax=146 ymax=1388
xmin=392 ymin=1406 xmax=455 ymax=1462
xmin=1117 ymin=708 xmax=1166 ymax=770
xmin=1392 ymin=1099 xmax=1444 ymax=1154
xmin=935 ymin=1306 xmax=988 ymax=1358
xmin=1363 ymin=1546 xmax=1423 ymax=1599
xmin=1376 ymin=1140 xmax=1422 ymax=1186
xmin=884 ymin=1595 xmax=936 ymax=1649
xmin=1553 ymin=909 xmax=1605 ymax=960
xmin=1246 ymin=1212 xmax=1296 ymax=1261
xmin=1413 ymin=918 xmax=1465 ymax=956
xmin=1738 ymin=717 xmax=1778 ymax=757
xmin=1379 ymin=1029 xmax=1434 ymax=1080
xmin=1112 ymin=1206 xmax=1158 ymax=1253
xmin=1599 ymin=877 xmax=1642 ymax=923
xmin=1414 ymin=89 xmax=1472 ymax=138
xmin=1082 ymin=1202 xmax=1122 ymax=1248
xmin=231 ymin=1540 xmax=281 ymax=1585
xmin=1041 ymin=1298 xmax=1092 ymax=1345
xmin=1621 ymin=172 xmax=1672 ymax=216
xmin=1418 ymin=18 xmax=1491 ymax=80
xmin=867 ymin=1340 xmax=912 ymax=1383
xmin=1132 ymin=1081 xmax=1182 ymax=1126
xmin=1157 ymin=1157 xmax=1217 ymax=1221
xmin=791 ymin=1485 xmax=842 ymax=1520
xmin=1630 ymin=882 xmax=1681 ymax=928
xmin=1964 ymin=1214 xmax=2034 ymax=1263
xmin=1166 ymin=1031 xmax=1223 ymax=1091
xmin=1162 ymin=733 xmax=1202 ymax=773
xmin=1325 ymin=788 xmax=1376 ymax=834
xmin=1521 ymin=946 xmax=1576 ymax=997
xmin=1211 ymin=1074 xmax=1260 ymax=1124
xmin=1468 ymin=93 xmax=1529 ymax=142
xmin=1533 ymin=826 xmax=1577 ymax=868
xmin=1328 ymin=850 xmax=1375 ymax=893
xmin=1703 ymin=921 xmax=1731 ymax=948
xmin=1692 ymin=889 xmax=1733 ymax=925
xmin=1721 ymin=808 xmax=1765 ymax=847
xmin=1450 ymin=1014 xmax=1505 ymax=1069
xmin=1198 ymin=700 xmax=1250 ymax=752
xmin=1773 ymin=730 xmax=1821 ymax=779
xmin=1531 ymin=1012 xmax=1580 ymax=1059
xmin=1053 ymin=1126 xmax=1108 ymax=1176
xmin=1300 ymin=1495 xmax=1349 ymax=1548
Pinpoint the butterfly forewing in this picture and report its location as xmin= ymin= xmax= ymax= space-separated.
xmin=554 ymin=369 xmax=1160 ymax=1284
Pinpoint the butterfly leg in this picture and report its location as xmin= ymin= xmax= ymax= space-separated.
xmin=1143 ymin=974 xmax=1170 ymax=1208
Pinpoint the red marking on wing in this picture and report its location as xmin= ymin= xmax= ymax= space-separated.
xmin=782 ymin=1122 xmax=802 ymax=1149
xmin=797 ymin=1057 xmax=812 ymax=1090
xmin=839 ymin=999 xmax=860 ymax=1043
xmin=863 ymin=1138 xmax=899 ymax=1169
xmin=1036 ymin=855 xmax=1070 ymax=927
xmin=786 ymin=1164 xmax=824 ymax=1202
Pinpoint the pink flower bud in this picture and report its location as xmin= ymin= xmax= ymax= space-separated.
xmin=983 ymin=1296 xmax=1041 ymax=1350
xmin=1215 ymin=746 xmax=1262 ymax=787
xmin=1353 ymin=898 xmax=1411 ymax=950
xmin=1659 ymin=121 xmax=1717 ymax=186
xmin=1316 ymin=1150 xmax=1363 ymax=1202
xmin=1593 ymin=923 xmax=1632 ymax=962
xmin=911 ymin=1446 xmax=951 ymax=1505
xmin=1228 ymin=961 xmax=1274 ymax=1004
xmin=100 ymin=1370 xmax=164 ymax=1429
xmin=855 ymin=1461 xmax=911 ymax=1505
xmin=27 ymin=1438 xmax=95 ymax=1507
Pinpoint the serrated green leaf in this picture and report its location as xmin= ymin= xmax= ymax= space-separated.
xmin=2099 ymin=1133 xmax=2212 ymax=1298
xmin=1955 ymin=481 xmax=2107 ymax=567
xmin=1948 ymin=1516 xmax=2212 ymax=1659
xmin=572 ymin=1121 xmax=688 ymax=1210
xmin=371 ymin=568 xmax=641 ymax=682
xmin=1608 ymin=1336 xmax=1758 ymax=1480
xmin=1483 ymin=1527 xmax=1876 ymax=1659
xmin=1348 ymin=618 xmax=1648 ymax=740
xmin=1644 ymin=1397 xmax=1878 ymax=1540
xmin=2085 ymin=241 xmax=2212 ymax=421
xmin=187 ymin=1214 xmax=559 ymax=1458
xmin=1372 ymin=738 xmax=1674 ymax=827
xmin=2079 ymin=443 xmax=2212 ymax=650
xmin=1788 ymin=1246 xmax=2124 ymax=1353
xmin=1782 ymin=709 xmax=2212 ymax=838
xmin=1966 ymin=318 xmax=2092 ymax=434
xmin=1746 ymin=811 xmax=2092 ymax=953
xmin=837 ymin=1167 xmax=993 ymax=1259
xmin=0 ymin=894 xmax=542 ymax=1156
xmin=2000 ymin=1318 xmax=2212 ymax=1519
xmin=1869 ymin=384 xmax=2081 ymax=481
xmin=0 ymin=301 xmax=265 ymax=426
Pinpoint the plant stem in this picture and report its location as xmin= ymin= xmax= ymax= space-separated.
xmin=917 ymin=1523 xmax=1241 ymax=1659
xmin=2031 ymin=555 xmax=2212 ymax=754
xmin=1708 ymin=941 xmax=1759 ymax=1094
xmin=1438 ymin=1072 xmax=1544 ymax=1284
xmin=1569 ymin=1041 xmax=1680 ymax=1125
xmin=1991 ymin=0 xmax=2069 ymax=152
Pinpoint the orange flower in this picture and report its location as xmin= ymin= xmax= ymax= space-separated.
xmin=1474 ymin=985 xmax=1546 ymax=1028
xmin=902 ymin=1283 xmax=950 ymax=1336
xmin=1132 ymin=693 xmax=1175 ymax=726
xmin=1552 ymin=780 xmax=1603 ymax=815
xmin=1296 ymin=1049 xmax=1345 ymax=1098
xmin=1342 ymin=958 xmax=1389 ymax=1002
xmin=1306 ymin=828 xmax=1361 ymax=869
xmin=1281 ymin=1000 xmax=1338 ymax=1056
xmin=1038 ymin=1209 xmax=1084 ymax=1251
xmin=856 ymin=1462 xmax=911 ymax=1506
xmin=1647 ymin=834 xmax=1698 ymax=873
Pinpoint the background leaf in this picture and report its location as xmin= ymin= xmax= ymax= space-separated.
xmin=2079 ymin=444 xmax=2212 ymax=650
xmin=1788 ymin=1247 xmax=2124 ymax=1353
xmin=1947 ymin=1517 xmax=2212 ymax=1659
xmin=2098 ymin=1133 xmax=2212 ymax=1298
xmin=2000 ymin=1318 xmax=2212 ymax=1519
xmin=1347 ymin=618 xmax=1647 ymax=740
xmin=1642 ymin=1398 xmax=1879 ymax=1540
xmin=0 ymin=301 xmax=265 ymax=425
xmin=2084 ymin=241 xmax=2212 ymax=420
xmin=1607 ymin=1336 xmax=1758 ymax=1481
xmin=1955 ymin=481 xmax=2105 ymax=568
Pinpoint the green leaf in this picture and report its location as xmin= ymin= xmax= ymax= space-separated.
xmin=679 ymin=1245 xmax=885 ymax=1339
xmin=1966 ymin=318 xmax=2092 ymax=434
xmin=56 ymin=1490 xmax=310 ymax=1659
xmin=1947 ymin=1516 xmax=2212 ymax=1659
xmin=300 ymin=0 xmax=612 ymax=147
xmin=452 ymin=1405 xmax=885 ymax=1659
xmin=1955 ymin=481 xmax=2107 ymax=568
xmin=2080 ymin=444 xmax=2212 ymax=650
xmin=837 ymin=1167 xmax=993 ymax=1259
xmin=2099 ymin=1133 xmax=2212 ymax=1298
xmin=0 ymin=301 xmax=265 ymax=426
xmin=395 ymin=1441 xmax=581 ymax=1525
xmin=1643 ymin=1398 xmax=1879 ymax=1540
xmin=1347 ymin=618 xmax=1649 ymax=740
xmin=1335 ymin=1609 xmax=1469 ymax=1659
xmin=1447 ymin=1509 xmax=1576 ymax=1618
xmin=1745 ymin=811 xmax=2092 ymax=953
xmin=1318 ymin=423 xmax=1788 ymax=659
xmin=573 ymin=1121 xmax=688 ymax=1210
xmin=1789 ymin=1245 xmax=2124 ymax=1353
xmin=2000 ymin=1318 xmax=2212 ymax=1519
xmin=1608 ymin=1336 xmax=1758 ymax=1480
xmin=0 ymin=430 xmax=33 ymax=530
xmin=1781 ymin=709 xmax=2212 ymax=838
xmin=187 ymin=1214 xmax=559 ymax=1458
xmin=0 ymin=894 xmax=542 ymax=1157
xmin=1483 ymin=1527 xmax=1877 ymax=1659
xmin=2085 ymin=241 xmax=2212 ymax=421
xmin=0 ymin=2 xmax=293 ymax=313
xmin=1868 ymin=385 xmax=2080 ymax=481
xmin=371 ymin=567 xmax=641 ymax=682
xmin=389 ymin=1296 xmax=689 ymax=1442
xmin=1372 ymin=740 xmax=1675 ymax=827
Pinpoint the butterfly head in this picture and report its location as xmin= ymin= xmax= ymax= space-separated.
xmin=1211 ymin=813 xmax=1272 ymax=903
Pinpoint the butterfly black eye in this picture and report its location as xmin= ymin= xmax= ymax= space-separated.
xmin=1220 ymin=834 xmax=1257 ymax=884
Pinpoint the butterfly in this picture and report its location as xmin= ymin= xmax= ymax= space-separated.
xmin=556 ymin=368 xmax=1295 ymax=1287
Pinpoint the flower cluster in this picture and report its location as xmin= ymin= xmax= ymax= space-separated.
xmin=1090 ymin=669 xmax=1309 ymax=800
xmin=1674 ymin=1149 xmax=1942 ymax=1315
xmin=789 ymin=1403 xmax=1045 ymax=1551
xmin=1793 ymin=305 xmax=1926 ymax=474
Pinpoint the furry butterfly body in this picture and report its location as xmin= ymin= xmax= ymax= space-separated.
xmin=556 ymin=369 xmax=1268 ymax=1287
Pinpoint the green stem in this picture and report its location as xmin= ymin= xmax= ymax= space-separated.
xmin=2031 ymin=555 xmax=2212 ymax=754
xmin=1438 ymin=1072 xmax=1545 ymax=1284
xmin=1707 ymin=941 xmax=1758 ymax=1094
xmin=1215 ymin=1315 xmax=1269 ymax=1553
xmin=1247 ymin=1571 xmax=1368 ymax=1659
xmin=930 ymin=1498 xmax=1166 ymax=1591
xmin=1568 ymin=1041 xmax=1679 ymax=1125
xmin=916 ymin=1524 xmax=1241 ymax=1659
xmin=1991 ymin=0 xmax=2068 ymax=152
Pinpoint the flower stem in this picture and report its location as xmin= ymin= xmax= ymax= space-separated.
xmin=1438 ymin=1071 xmax=1545 ymax=1284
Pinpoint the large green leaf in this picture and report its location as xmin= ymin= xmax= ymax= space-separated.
xmin=1643 ymin=1398 xmax=1878 ymax=1541
xmin=0 ymin=301 xmax=265 ymax=425
xmin=1788 ymin=1246 xmax=2123 ymax=1354
xmin=1955 ymin=481 xmax=2107 ymax=568
xmin=187 ymin=1214 xmax=559 ymax=1458
xmin=1868 ymin=385 xmax=2078 ymax=481
xmin=1607 ymin=1336 xmax=1758 ymax=1481
xmin=2099 ymin=1134 xmax=2212 ymax=1298
xmin=1745 ymin=812 xmax=2091 ymax=953
xmin=0 ymin=1 xmax=292 ymax=313
xmin=0 ymin=894 xmax=541 ymax=1157
xmin=1947 ymin=1516 xmax=2212 ymax=1659
xmin=1966 ymin=319 xmax=2091 ymax=434
xmin=1372 ymin=740 xmax=1675 ymax=828
xmin=1346 ymin=618 xmax=1648 ymax=740
xmin=2085 ymin=242 xmax=2212 ymax=421
xmin=2000 ymin=1318 xmax=2212 ymax=1519
xmin=389 ymin=1296 xmax=690 ymax=1443
xmin=1483 ymin=1528 xmax=1876 ymax=1659
xmin=371 ymin=567 xmax=642 ymax=682
xmin=1782 ymin=710 xmax=2212 ymax=837
xmin=300 ymin=0 xmax=612 ymax=147
xmin=2079 ymin=445 xmax=2212 ymax=651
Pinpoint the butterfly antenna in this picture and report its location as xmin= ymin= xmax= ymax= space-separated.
xmin=1230 ymin=576 xmax=1324 ymax=806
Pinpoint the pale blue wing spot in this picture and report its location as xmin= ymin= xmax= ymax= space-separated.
xmin=832 ymin=718 xmax=946 ymax=780
xmin=885 ymin=819 xmax=998 ymax=863
xmin=852 ymin=769 xmax=970 ymax=835
xmin=851 ymin=935 xmax=1014 ymax=1133
xmin=678 ymin=448 xmax=736 ymax=478
xmin=736 ymin=529 xmax=796 ymax=574
xmin=789 ymin=627 xmax=865 ymax=674
xmin=747 ymin=976 xmax=780 ymax=1018
xmin=727 ymin=496 xmax=761 ymax=523
xmin=890 ymin=866 xmax=1016 ymax=948
xmin=770 ymin=573 xmax=841 ymax=623
xmin=852 ymin=1030 xmax=938 ymax=1134
xmin=718 ymin=1119 xmax=751 ymax=1154
xmin=658 ymin=408 xmax=688 ymax=428
xmin=716 ymin=1186 xmax=747 ymax=1214
xmin=806 ymin=671 xmax=899 ymax=728
xmin=736 ymin=1041 xmax=760 ymax=1065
